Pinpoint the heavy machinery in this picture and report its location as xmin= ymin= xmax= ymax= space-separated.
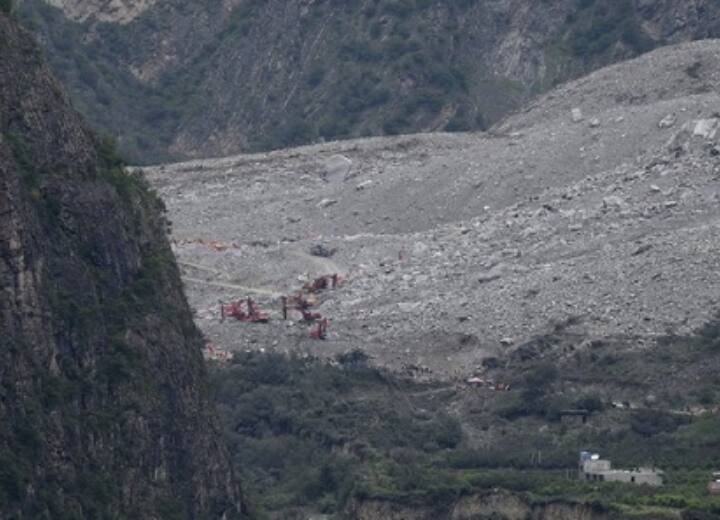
xmin=309 ymin=318 xmax=328 ymax=340
xmin=281 ymin=293 xmax=321 ymax=322
xmin=220 ymin=297 xmax=269 ymax=323
xmin=303 ymin=274 xmax=342 ymax=294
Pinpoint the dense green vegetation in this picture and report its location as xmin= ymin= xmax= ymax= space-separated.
xmin=15 ymin=0 xmax=191 ymax=164
xmin=0 ymin=0 xmax=12 ymax=15
xmin=564 ymin=0 xmax=654 ymax=62
xmin=0 ymin=133 xmax=194 ymax=516
xmin=14 ymin=0 xmax=673 ymax=162
xmin=240 ymin=0 xmax=483 ymax=151
xmin=14 ymin=0 xmax=517 ymax=162
xmin=211 ymin=320 xmax=720 ymax=517
xmin=211 ymin=351 xmax=462 ymax=515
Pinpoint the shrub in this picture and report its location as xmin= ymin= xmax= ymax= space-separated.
xmin=697 ymin=318 xmax=720 ymax=350
xmin=630 ymin=409 xmax=688 ymax=437
xmin=575 ymin=394 xmax=605 ymax=412
xmin=305 ymin=65 xmax=325 ymax=88
xmin=567 ymin=0 xmax=651 ymax=60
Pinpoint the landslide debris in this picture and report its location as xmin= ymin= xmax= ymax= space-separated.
xmin=148 ymin=39 xmax=720 ymax=381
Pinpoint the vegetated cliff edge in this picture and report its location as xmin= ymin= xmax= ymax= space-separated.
xmin=15 ymin=0 xmax=720 ymax=163
xmin=0 ymin=13 xmax=244 ymax=518
xmin=346 ymin=490 xmax=622 ymax=520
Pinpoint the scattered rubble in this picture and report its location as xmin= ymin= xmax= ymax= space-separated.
xmin=146 ymin=40 xmax=720 ymax=380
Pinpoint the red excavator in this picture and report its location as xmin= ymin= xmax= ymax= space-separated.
xmin=220 ymin=297 xmax=269 ymax=323
xmin=281 ymin=294 xmax=322 ymax=322
xmin=309 ymin=318 xmax=328 ymax=340
xmin=303 ymin=274 xmax=342 ymax=294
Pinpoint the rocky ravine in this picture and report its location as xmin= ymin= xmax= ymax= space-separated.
xmin=147 ymin=40 xmax=720 ymax=382
xmin=0 ymin=13 xmax=244 ymax=518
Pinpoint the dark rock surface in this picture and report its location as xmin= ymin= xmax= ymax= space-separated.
xmin=0 ymin=13 xmax=244 ymax=518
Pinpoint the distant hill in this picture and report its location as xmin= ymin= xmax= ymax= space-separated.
xmin=15 ymin=0 xmax=720 ymax=163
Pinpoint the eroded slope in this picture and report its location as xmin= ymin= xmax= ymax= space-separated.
xmin=148 ymin=40 xmax=720 ymax=380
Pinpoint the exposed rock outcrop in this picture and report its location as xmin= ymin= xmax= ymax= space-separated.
xmin=0 ymin=13 xmax=243 ymax=518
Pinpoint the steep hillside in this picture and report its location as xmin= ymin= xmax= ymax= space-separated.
xmin=0 ymin=13 xmax=244 ymax=518
xmin=148 ymin=39 xmax=720 ymax=377
xmin=146 ymin=40 xmax=720 ymax=516
xmin=14 ymin=0 xmax=720 ymax=162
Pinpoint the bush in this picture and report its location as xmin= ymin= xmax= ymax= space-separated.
xmin=566 ymin=0 xmax=652 ymax=60
xmin=697 ymin=318 xmax=720 ymax=350
xmin=305 ymin=65 xmax=325 ymax=88
xmin=630 ymin=409 xmax=688 ymax=437
xmin=575 ymin=394 xmax=605 ymax=412
xmin=434 ymin=414 xmax=463 ymax=449
xmin=0 ymin=0 xmax=12 ymax=15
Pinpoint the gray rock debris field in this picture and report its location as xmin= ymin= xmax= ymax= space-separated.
xmin=146 ymin=40 xmax=720 ymax=380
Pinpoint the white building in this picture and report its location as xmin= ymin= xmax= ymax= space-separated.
xmin=579 ymin=453 xmax=663 ymax=487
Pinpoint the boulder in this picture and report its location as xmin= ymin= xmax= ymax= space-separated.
xmin=602 ymin=195 xmax=627 ymax=210
xmin=693 ymin=118 xmax=719 ymax=140
xmin=317 ymin=198 xmax=338 ymax=208
xmin=356 ymin=180 xmax=374 ymax=191
xmin=658 ymin=114 xmax=676 ymax=129
xmin=324 ymin=154 xmax=353 ymax=181
xmin=310 ymin=244 xmax=336 ymax=257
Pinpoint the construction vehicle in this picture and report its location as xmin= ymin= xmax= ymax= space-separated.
xmin=303 ymin=274 xmax=342 ymax=294
xmin=309 ymin=318 xmax=328 ymax=340
xmin=281 ymin=293 xmax=322 ymax=322
xmin=220 ymin=297 xmax=269 ymax=323
xmin=300 ymin=308 xmax=323 ymax=323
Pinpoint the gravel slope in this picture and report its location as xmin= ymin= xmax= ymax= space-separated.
xmin=146 ymin=40 xmax=720 ymax=379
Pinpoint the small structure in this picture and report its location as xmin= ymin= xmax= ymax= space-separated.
xmin=709 ymin=472 xmax=720 ymax=495
xmin=579 ymin=452 xmax=663 ymax=486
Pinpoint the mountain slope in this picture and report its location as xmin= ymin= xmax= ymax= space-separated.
xmin=147 ymin=38 xmax=720 ymax=517
xmin=15 ymin=0 xmax=720 ymax=163
xmin=147 ymin=37 xmax=720 ymax=380
xmin=0 ymin=13 xmax=244 ymax=518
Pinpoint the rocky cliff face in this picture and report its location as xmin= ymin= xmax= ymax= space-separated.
xmin=14 ymin=0 xmax=720 ymax=162
xmin=0 ymin=13 xmax=244 ymax=518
